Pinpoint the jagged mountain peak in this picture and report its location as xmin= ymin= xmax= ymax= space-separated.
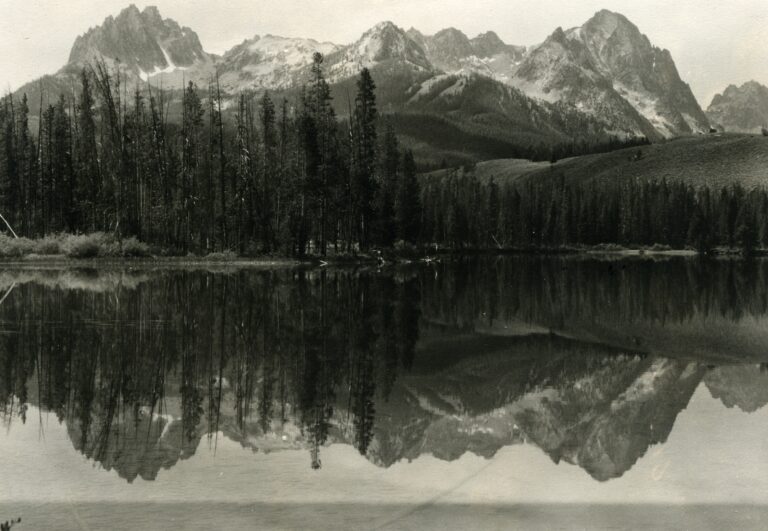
xmin=324 ymin=20 xmax=432 ymax=81
xmin=550 ymin=26 xmax=568 ymax=43
xmin=584 ymin=9 xmax=637 ymax=34
xmin=365 ymin=20 xmax=405 ymax=37
xmin=716 ymin=79 xmax=766 ymax=100
xmin=434 ymin=27 xmax=470 ymax=39
xmin=67 ymin=3 xmax=210 ymax=82
xmin=424 ymin=27 xmax=475 ymax=70
xmin=217 ymin=33 xmax=340 ymax=92
xmin=707 ymin=80 xmax=768 ymax=132
xmin=508 ymin=10 xmax=708 ymax=138
xmin=432 ymin=27 xmax=473 ymax=51
xmin=140 ymin=5 xmax=163 ymax=23
xmin=471 ymin=31 xmax=508 ymax=57
xmin=475 ymin=30 xmax=503 ymax=42
xmin=412 ymin=25 xmax=526 ymax=77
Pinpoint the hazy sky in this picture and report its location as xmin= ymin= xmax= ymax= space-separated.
xmin=2 ymin=0 xmax=767 ymax=105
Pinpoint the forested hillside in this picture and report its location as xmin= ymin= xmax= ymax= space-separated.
xmin=420 ymin=135 xmax=768 ymax=253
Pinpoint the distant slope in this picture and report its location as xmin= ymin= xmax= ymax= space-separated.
xmin=430 ymin=133 xmax=768 ymax=189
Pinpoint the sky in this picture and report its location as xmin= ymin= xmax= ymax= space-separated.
xmin=2 ymin=0 xmax=767 ymax=105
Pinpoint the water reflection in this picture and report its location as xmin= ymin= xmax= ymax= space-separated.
xmin=0 ymin=257 xmax=767 ymax=484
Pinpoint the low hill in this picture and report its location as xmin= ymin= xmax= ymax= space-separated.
xmin=426 ymin=133 xmax=768 ymax=190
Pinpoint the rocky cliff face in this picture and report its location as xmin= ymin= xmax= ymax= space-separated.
xmin=508 ymin=10 xmax=709 ymax=138
xmin=323 ymin=21 xmax=433 ymax=83
xmin=707 ymin=81 xmax=768 ymax=132
xmin=406 ymin=27 xmax=526 ymax=85
xmin=68 ymin=4 xmax=212 ymax=82
xmin=705 ymin=365 xmax=768 ymax=412
xmin=217 ymin=35 xmax=339 ymax=92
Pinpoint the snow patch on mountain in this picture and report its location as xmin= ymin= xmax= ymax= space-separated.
xmin=326 ymin=21 xmax=432 ymax=82
xmin=613 ymin=82 xmax=675 ymax=138
xmin=218 ymin=34 xmax=340 ymax=91
xmin=409 ymin=73 xmax=453 ymax=102
xmin=138 ymin=45 xmax=187 ymax=81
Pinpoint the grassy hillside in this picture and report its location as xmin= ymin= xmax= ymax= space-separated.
xmin=434 ymin=133 xmax=768 ymax=189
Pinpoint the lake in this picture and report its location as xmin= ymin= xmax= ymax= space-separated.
xmin=1 ymin=256 xmax=768 ymax=530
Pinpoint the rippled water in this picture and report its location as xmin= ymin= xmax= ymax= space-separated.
xmin=1 ymin=256 xmax=768 ymax=530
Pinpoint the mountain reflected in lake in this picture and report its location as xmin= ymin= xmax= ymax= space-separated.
xmin=1 ymin=257 xmax=768 ymax=492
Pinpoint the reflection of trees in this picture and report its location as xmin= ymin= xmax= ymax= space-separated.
xmin=0 ymin=268 xmax=421 ymax=476
xmin=1 ymin=259 xmax=767 ymax=482
xmin=422 ymin=257 xmax=768 ymax=329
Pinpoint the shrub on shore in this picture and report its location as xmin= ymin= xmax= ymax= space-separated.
xmin=0 ymin=233 xmax=151 ymax=259
xmin=62 ymin=234 xmax=102 ymax=258
xmin=202 ymin=250 xmax=239 ymax=261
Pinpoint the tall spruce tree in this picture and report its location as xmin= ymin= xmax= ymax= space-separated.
xmin=181 ymin=81 xmax=204 ymax=251
xmin=395 ymin=149 xmax=421 ymax=244
xmin=375 ymin=122 xmax=399 ymax=246
xmin=260 ymin=91 xmax=278 ymax=251
xmin=351 ymin=68 xmax=377 ymax=249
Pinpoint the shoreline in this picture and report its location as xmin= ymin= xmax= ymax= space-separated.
xmin=0 ymin=246 xmax=761 ymax=269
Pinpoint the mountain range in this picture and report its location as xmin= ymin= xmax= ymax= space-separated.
xmin=16 ymin=4 xmax=750 ymax=164
xmin=26 ymin=329 xmax=768 ymax=484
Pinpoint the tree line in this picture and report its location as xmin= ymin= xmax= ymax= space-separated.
xmin=0 ymin=53 xmax=758 ymax=257
xmin=0 ymin=54 xmax=423 ymax=256
xmin=421 ymin=171 xmax=768 ymax=254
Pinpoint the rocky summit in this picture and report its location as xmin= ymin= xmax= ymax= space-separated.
xmin=68 ymin=4 xmax=214 ymax=84
xmin=707 ymin=80 xmax=768 ymax=133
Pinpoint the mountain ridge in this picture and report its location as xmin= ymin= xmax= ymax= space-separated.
xmin=12 ymin=5 xmax=714 ymax=161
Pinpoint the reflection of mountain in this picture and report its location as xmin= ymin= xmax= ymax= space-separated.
xmin=62 ymin=393 xmax=308 ymax=483
xmin=364 ymin=333 xmax=707 ymax=480
xmin=66 ymin=406 xmax=198 ymax=483
xmin=705 ymin=365 xmax=768 ymax=413
xmin=39 ymin=333 xmax=709 ymax=482
xmin=2 ymin=259 xmax=768 ymax=484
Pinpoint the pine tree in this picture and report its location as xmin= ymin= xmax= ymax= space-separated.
xmin=260 ymin=91 xmax=278 ymax=251
xmin=375 ymin=122 xmax=399 ymax=246
xmin=687 ymin=205 xmax=712 ymax=254
xmin=180 ymin=81 xmax=205 ymax=251
xmin=351 ymin=68 xmax=378 ymax=249
xmin=395 ymin=150 xmax=421 ymax=244
xmin=308 ymin=52 xmax=337 ymax=256
xmin=736 ymin=205 xmax=758 ymax=257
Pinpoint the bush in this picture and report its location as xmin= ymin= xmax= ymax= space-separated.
xmin=62 ymin=233 xmax=103 ymax=258
xmin=592 ymin=243 xmax=627 ymax=252
xmin=34 ymin=235 xmax=63 ymax=255
xmin=203 ymin=250 xmax=238 ymax=261
xmin=0 ymin=235 xmax=34 ymax=257
xmin=119 ymin=237 xmax=150 ymax=257
xmin=0 ymin=232 xmax=153 ymax=260
xmin=648 ymin=243 xmax=672 ymax=252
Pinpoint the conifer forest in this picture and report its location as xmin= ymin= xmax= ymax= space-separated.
xmin=1 ymin=53 xmax=766 ymax=257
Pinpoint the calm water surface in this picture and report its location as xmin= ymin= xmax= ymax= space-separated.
xmin=1 ymin=256 xmax=768 ymax=530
